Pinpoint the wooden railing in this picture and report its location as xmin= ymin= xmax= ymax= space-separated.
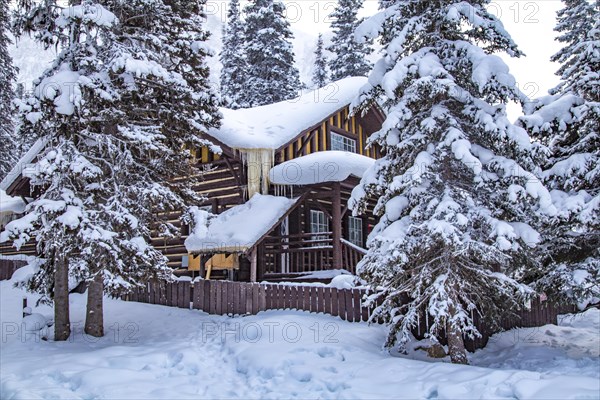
xmin=259 ymin=233 xmax=367 ymax=276
xmin=341 ymin=239 xmax=366 ymax=274
xmin=260 ymin=232 xmax=335 ymax=275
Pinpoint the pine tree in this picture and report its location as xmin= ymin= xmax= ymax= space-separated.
xmin=2 ymin=0 xmax=221 ymax=339
xmin=312 ymin=33 xmax=329 ymax=89
xmin=550 ymin=0 xmax=599 ymax=101
xmin=220 ymin=0 xmax=247 ymax=109
xmin=242 ymin=0 xmax=301 ymax=106
xmin=350 ymin=0 xmax=556 ymax=363
xmin=327 ymin=0 xmax=372 ymax=81
xmin=518 ymin=1 xmax=599 ymax=307
xmin=0 ymin=0 xmax=18 ymax=179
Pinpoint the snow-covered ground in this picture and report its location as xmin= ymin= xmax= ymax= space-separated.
xmin=1 ymin=275 xmax=598 ymax=399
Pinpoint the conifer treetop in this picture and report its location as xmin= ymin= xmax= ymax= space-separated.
xmin=0 ymin=0 xmax=18 ymax=178
xmin=242 ymin=0 xmax=301 ymax=106
xmin=328 ymin=0 xmax=372 ymax=81
xmin=550 ymin=0 xmax=600 ymax=101
xmin=220 ymin=0 xmax=248 ymax=109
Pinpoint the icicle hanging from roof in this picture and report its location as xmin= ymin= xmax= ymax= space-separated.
xmin=238 ymin=149 xmax=274 ymax=198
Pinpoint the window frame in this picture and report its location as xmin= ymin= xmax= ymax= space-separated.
xmin=330 ymin=131 xmax=357 ymax=153
xmin=310 ymin=209 xmax=329 ymax=246
xmin=348 ymin=216 xmax=364 ymax=247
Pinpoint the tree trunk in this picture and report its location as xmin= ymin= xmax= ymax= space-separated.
xmin=446 ymin=305 xmax=469 ymax=365
xmin=54 ymin=257 xmax=71 ymax=341
xmin=85 ymin=273 xmax=104 ymax=337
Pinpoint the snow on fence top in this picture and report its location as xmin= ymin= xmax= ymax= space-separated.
xmin=269 ymin=151 xmax=375 ymax=185
xmin=207 ymin=77 xmax=367 ymax=150
xmin=185 ymin=194 xmax=300 ymax=254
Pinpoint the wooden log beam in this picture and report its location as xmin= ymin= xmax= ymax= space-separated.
xmin=332 ymin=182 xmax=342 ymax=269
xmin=250 ymin=247 xmax=258 ymax=283
xmin=295 ymin=130 xmax=317 ymax=157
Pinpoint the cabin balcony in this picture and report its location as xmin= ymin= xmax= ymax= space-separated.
xmin=258 ymin=232 xmax=366 ymax=283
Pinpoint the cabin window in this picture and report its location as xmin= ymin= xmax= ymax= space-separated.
xmin=348 ymin=216 xmax=364 ymax=247
xmin=310 ymin=210 xmax=329 ymax=246
xmin=330 ymin=132 xmax=356 ymax=153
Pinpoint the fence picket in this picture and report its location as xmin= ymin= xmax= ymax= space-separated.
xmin=290 ymin=286 xmax=299 ymax=310
xmin=316 ymin=287 xmax=325 ymax=314
xmin=339 ymin=289 xmax=349 ymax=320
xmin=182 ymin=281 xmax=191 ymax=309
xmin=331 ymin=288 xmax=339 ymax=317
xmin=245 ymin=283 xmax=253 ymax=314
xmin=259 ymin=284 xmax=267 ymax=311
xmin=240 ymin=283 xmax=247 ymax=315
xmin=207 ymin=280 xmax=216 ymax=314
xmin=252 ymin=284 xmax=260 ymax=315
xmin=277 ymin=285 xmax=285 ymax=310
xmin=286 ymin=285 xmax=294 ymax=310
xmin=345 ymin=289 xmax=355 ymax=322
xmin=352 ymin=290 xmax=361 ymax=322
xmin=232 ymin=282 xmax=240 ymax=315
xmin=223 ymin=282 xmax=233 ymax=315
xmin=193 ymin=282 xmax=202 ymax=310
xmin=221 ymin=281 xmax=228 ymax=315
xmin=361 ymin=292 xmax=369 ymax=322
xmin=302 ymin=286 xmax=310 ymax=312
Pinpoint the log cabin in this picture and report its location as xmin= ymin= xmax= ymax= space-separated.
xmin=0 ymin=77 xmax=385 ymax=282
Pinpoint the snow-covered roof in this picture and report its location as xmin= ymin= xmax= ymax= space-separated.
xmin=207 ymin=77 xmax=367 ymax=150
xmin=0 ymin=138 xmax=49 ymax=192
xmin=269 ymin=151 xmax=375 ymax=185
xmin=0 ymin=190 xmax=26 ymax=215
xmin=185 ymin=194 xmax=300 ymax=254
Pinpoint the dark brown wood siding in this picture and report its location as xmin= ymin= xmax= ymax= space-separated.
xmin=276 ymin=105 xmax=383 ymax=162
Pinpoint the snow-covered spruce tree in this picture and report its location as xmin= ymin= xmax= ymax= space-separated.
xmin=219 ymin=0 xmax=247 ymax=109
xmin=518 ymin=1 xmax=599 ymax=307
xmin=2 ymin=0 xmax=221 ymax=339
xmin=242 ymin=0 xmax=301 ymax=106
xmin=311 ymin=33 xmax=329 ymax=89
xmin=350 ymin=0 xmax=556 ymax=364
xmin=0 ymin=0 xmax=18 ymax=179
xmin=550 ymin=0 xmax=599 ymax=101
xmin=327 ymin=0 xmax=372 ymax=81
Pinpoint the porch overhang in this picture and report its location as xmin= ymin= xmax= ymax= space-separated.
xmin=184 ymin=194 xmax=302 ymax=256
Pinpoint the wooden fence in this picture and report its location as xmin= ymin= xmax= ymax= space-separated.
xmin=124 ymin=279 xmax=576 ymax=350
xmin=0 ymin=258 xmax=28 ymax=281
xmin=1 ymin=259 xmax=577 ymax=351
xmin=126 ymin=280 xmax=371 ymax=322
